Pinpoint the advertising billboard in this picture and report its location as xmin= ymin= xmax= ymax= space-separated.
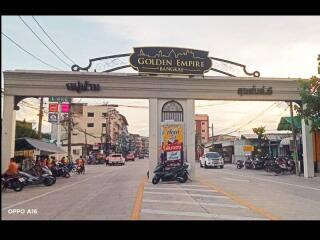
xmin=160 ymin=124 xmax=184 ymax=168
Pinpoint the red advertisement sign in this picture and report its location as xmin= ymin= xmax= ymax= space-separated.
xmin=49 ymin=103 xmax=58 ymax=112
xmin=61 ymin=103 xmax=69 ymax=113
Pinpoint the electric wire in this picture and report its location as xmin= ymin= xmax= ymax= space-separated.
xmin=2 ymin=32 xmax=62 ymax=70
xmin=18 ymin=16 xmax=70 ymax=68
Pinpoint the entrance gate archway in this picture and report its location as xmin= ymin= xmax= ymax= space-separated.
xmin=2 ymin=70 xmax=315 ymax=178
xmin=1 ymin=47 xmax=315 ymax=178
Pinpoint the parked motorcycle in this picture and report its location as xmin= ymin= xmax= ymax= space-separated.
xmin=18 ymin=170 xmax=55 ymax=187
xmin=236 ymin=160 xmax=244 ymax=169
xmin=1 ymin=175 xmax=25 ymax=192
xmin=252 ymin=157 xmax=265 ymax=170
xmin=273 ymin=157 xmax=296 ymax=174
xmin=51 ymin=163 xmax=71 ymax=178
xmin=152 ymin=162 xmax=189 ymax=184
xmin=41 ymin=166 xmax=56 ymax=184
xmin=245 ymin=158 xmax=254 ymax=169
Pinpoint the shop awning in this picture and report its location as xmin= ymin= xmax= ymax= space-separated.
xmin=15 ymin=137 xmax=66 ymax=154
xmin=277 ymin=116 xmax=302 ymax=131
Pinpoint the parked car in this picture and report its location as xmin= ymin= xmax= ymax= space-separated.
xmin=200 ymin=152 xmax=224 ymax=169
xmin=125 ymin=153 xmax=135 ymax=161
xmin=106 ymin=154 xmax=125 ymax=166
xmin=138 ymin=153 xmax=144 ymax=159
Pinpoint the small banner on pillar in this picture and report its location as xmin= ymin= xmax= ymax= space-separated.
xmin=160 ymin=124 xmax=184 ymax=169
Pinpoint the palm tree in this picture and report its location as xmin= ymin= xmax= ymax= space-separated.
xmin=252 ymin=126 xmax=266 ymax=155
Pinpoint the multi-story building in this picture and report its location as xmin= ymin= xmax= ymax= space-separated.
xmin=195 ymin=114 xmax=209 ymax=144
xmin=51 ymin=104 xmax=129 ymax=159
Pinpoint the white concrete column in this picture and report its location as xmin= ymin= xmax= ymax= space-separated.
xmin=1 ymin=95 xmax=16 ymax=173
xmin=148 ymin=98 xmax=159 ymax=182
xmin=301 ymin=119 xmax=314 ymax=178
xmin=185 ymin=99 xmax=195 ymax=180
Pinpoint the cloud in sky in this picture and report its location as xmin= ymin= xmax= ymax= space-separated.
xmin=3 ymin=16 xmax=320 ymax=137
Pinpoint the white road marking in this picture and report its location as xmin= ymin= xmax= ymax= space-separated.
xmin=144 ymin=191 xmax=227 ymax=198
xmin=220 ymin=170 xmax=320 ymax=191
xmin=223 ymin=177 xmax=250 ymax=182
xmin=141 ymin=209 xmax=266 ymax=220
xmin=143 ymin=199 xmax=247 ymax=209
xmin=2 ymin=167 xmax=124 ymax=211
xmin=179 ymin=184 xmax=208 ymax=188
xmin=144 ymin=187 xmax=217 ymax=192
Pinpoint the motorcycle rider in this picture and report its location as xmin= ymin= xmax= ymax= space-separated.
xmin=60 ymin=156 xmax=67 ymax=166
xmin=3 ymin=158 xmax=19 ymax=179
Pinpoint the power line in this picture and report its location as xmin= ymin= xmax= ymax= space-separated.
xmin=2 ymin=32 xmax=62 ymax=70
xmin=215 ymin=102 xmax=280 ymax=135
xmin=31 ymin=16 xmax=76 ymax=65
xmin=18 ymin=16 xmax=70 ymax=68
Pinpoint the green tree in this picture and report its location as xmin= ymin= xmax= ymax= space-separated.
xmin=294 ymin=76 xmax=320 ymax=132
xmin=16 ymin=121 xmax=38 ymax=138
xmin=252 ymin=126 xmax=266 ymax=154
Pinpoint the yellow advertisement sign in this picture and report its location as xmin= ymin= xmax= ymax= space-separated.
xmin=243 ymin=145 xmax=254 ymax=152
xmin=161 ymin=124 xmax=184 ymax=166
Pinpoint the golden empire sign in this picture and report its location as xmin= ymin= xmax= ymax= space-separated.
xmin=129 ymin=47 xmax=212 ymax=75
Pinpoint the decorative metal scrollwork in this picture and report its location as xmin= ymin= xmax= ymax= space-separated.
xmin=210 ymin=57 xmax=260 ymax=77
xmin=71 ymin=53 xmax=131 ymax=72
xmin=71 ymin=51 xmax=260 ymax=78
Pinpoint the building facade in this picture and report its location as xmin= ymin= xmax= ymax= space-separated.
xmin=51 ymin=104 xmax=130 ymax=159
xmin=195 ymin=114 xmax=209 ymax=144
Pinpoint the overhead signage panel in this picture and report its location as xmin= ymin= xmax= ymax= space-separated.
xmin=129 ymin=47 xmax=212 ymax=75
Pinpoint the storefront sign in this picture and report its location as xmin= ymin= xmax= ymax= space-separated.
xmin=161 ymin=124 xmax=184 ymax=168
xmin=238 ymin=85 xmax=273 ymax=96
xmin=130 ymin=47 xmax=212 ymax=75
xmin=243 ymin=145 xmax=254 ymax=152
xmin=48 ymin=113 xmax=58 ymax=123
xmin=49 ymin=103 xmax=59 ymax=112
xmin=66 ymin=81 xmax=100 ymax=93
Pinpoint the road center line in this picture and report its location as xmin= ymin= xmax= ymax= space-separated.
xmin=130 ymin=176 xmax=147 ymax=220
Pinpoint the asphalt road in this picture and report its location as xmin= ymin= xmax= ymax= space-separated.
xmin=2 ymin=159 xmax=148 ymax=220
xmin=2 ymin=159 xmax=320 ymax=220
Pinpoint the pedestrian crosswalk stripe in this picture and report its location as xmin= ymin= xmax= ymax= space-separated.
xmin=143 ymin=199 xmax=247 ymax=208
xmin=141 ymin=209 xmax=266 ymax=220
xmin=144 ymin=187 xmax=217 ymax=192
xmin=144 ymin=191 xmax=227 ymax=198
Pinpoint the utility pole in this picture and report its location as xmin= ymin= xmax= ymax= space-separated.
xmin=290 ymin=101 xmax=300 ymax=176
xmin=37 ymin=97 xmax=44 ymax=139
xmin=84 ymin=128 xmax=88 ymax=158
xmin=211 ymin=123 xmax=214 ymax=151
xmin=67 ymin=98 xmax=72 ymax=162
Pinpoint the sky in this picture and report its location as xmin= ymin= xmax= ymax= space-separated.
xmin=2 ymin=16 xmax=320 ymax=137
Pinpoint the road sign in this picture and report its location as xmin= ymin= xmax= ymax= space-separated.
xmin=48 ymin=113 xmax=58 ymax=123
xmin=49 ymin=96 xmax=71 ymax=103
xmin=61 ymin=103 xmax=69 ymax=113
xmin=61 ymin=113 xmax=69 ymax=121
xmin=49 ymin=103 xmax=59 ymax=112
xmin=243 ymin=145 xmax=254 ymax=152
